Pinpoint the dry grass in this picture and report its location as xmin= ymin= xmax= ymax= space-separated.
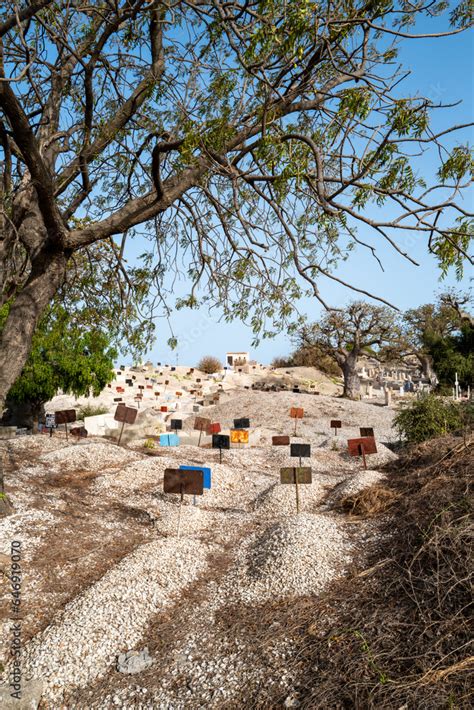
xmin=279 ymin=435 xmax=474 ymax=709
xmin=336 ymin=484 xmax=399 ymax=517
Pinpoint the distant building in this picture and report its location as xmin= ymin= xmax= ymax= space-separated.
xmin=226 ymin=352 xmax=249 ymax=368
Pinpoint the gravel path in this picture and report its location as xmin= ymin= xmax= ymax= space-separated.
xmin=20 ymin=539 xmax=211 ymax=706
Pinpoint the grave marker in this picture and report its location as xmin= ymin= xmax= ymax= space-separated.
xmin=280 ymin=466 xmax=312 ymax=513
xmin=170 ymin=419 xmax=183 ymax=434
xmin=54 ymin=409 xmax=76 ymax=442
xmin=272 ymin=435 xmax=290 ymax=446
xmin=290 ymin=407 xmax=304 ymax=436
xmin=164 ymin=468 xmax=204 ymax=537
xmin=160 ymin=433 xmax=180 ymax=447
xmin=114 ymin=404 xmax=138 ymax=444
xmin=45 ymin=413 xmax=56 ymax=437
xmin=194 ymin=416 xmax=211 ymax=446
xmin=230 ymin=429 xmax=249 ymax=446
xmin=180 ymin=465 xmax=211 ymax=490
xmin=330 ymin=419 xmax=342 ymax=436
xmin=347 ymin=436 xmax=377 ymax=470
xmin=212 ymin=433 xmax=230 ymax=462
xmin=359 ymin=427 xmax=374 ymax=438
xmin=290 ymin=442 xmax=311 ymax=467
xmin=234 ymin=417 xmax=250 ymax=429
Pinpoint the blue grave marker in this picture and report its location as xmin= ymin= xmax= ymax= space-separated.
xmin=159 ymin=433 xmax=180 ymax=447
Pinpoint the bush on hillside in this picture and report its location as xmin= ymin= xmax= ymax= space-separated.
xmin=196 ymin=355 xmax=222 ymax=374
xmin=77 ymin=404 xmax=109 ymax=419
xmin=271 ymin=346 xmax=341 ymax=377
xmin=394 ymin=393 xmax=466 ymax=443
xmin=271 ymin=356 xmax=291 ymax=368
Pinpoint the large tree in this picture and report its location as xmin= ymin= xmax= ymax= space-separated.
xmin=297 ymin=301 xmax=399 ymax=399
xmin=0 ymin=0 xmax=472 ymax=412
xmin=402 ymin=292 xmax=473 ymax=388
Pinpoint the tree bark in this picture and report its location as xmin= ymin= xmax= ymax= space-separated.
xmin=0 ymin=248 xmax=68 ymax=415
xmin=417 ymin=353 xmax=438 ymax=385
xmin=342 ymin=351 xmax=361 ymax=400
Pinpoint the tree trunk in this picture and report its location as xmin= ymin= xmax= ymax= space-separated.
xmin=0 ymin=249 xmax=67 ymax=415
xmin=342 ymin=352 xmax=361 ymax=400
xmin=417 ymin=353 xmax=438 ymax=385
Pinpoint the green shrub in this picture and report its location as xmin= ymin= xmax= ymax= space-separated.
xmin=197 ymin=355 xmax=222 ymax=374
xmin=77 ymin=404 xmax=109 ymax=419
xmin=394 ymin=394 xmax=465 ymax=443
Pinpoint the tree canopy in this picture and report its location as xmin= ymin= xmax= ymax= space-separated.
xmin=297 ymin=300 xmax=399 ymax=398
xmin=402 ymin=292 xmax=474 ymax=389
xmin=0 ymin=0 xmax=472 ymax=408
xmin=0 ymin=300 xmax=116 ymax=421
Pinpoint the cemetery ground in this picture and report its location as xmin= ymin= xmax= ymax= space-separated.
xmin=0 ymin=377 xmax=471 ymax=709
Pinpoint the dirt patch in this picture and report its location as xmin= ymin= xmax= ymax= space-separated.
xmin=0 ymin=446 xmax=155 ymax=642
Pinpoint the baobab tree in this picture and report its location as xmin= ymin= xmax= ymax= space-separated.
xmin=0 ymin=0 xmax=472 ymax=411
xmin=297 ymin=302 xmax=399 ymax=399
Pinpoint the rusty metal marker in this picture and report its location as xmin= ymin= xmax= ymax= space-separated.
xmin=360 ymin=427 xmax=374 ymax=438
xmin=330 ymin=419 xmax=342 ymax=436
xmin=290 ymin=407 xmax=304 ymax=436
xmin=234 ymin=417 xmax=250 ymax=429
xmin=347 ymin=437 xmax=377 ymax=470
xmin=164 ymin=468 xmax=203 ymax=496
xmin=114 ymin=404 xmax=138 ymax=444
xmin=280 ymin=467 xmax=312 ymax=513
xmin=54 ymin=409 xmax=76 ymax=441
xmin=290 ymin=407 xmax=304 ymax=418
xmin=164 ymin=468 xmax=204 ymax=538
xmin=194 ymin=416 xmax=211 ymax=446
xmin=272 ymin=435 xmax=290 ymax=446
xmin=206 ymin=422 xmax=221 ymax=436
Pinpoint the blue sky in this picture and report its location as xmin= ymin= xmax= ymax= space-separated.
xmin=132 ymin=20 xmax=473 ymax=367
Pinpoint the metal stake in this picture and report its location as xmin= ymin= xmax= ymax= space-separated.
xmin=177 ymin=485 xmax=184 ymax=538
xmin=118 ymin=420 xmax=125 ymax=445
xmin=65 ymin=422 xmax=68 ymax=442
xmin=294 ymin=467 xmax=300 ymax=514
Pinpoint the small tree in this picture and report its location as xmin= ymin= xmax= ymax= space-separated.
xmin=298 ymin=302 xmax=398 ymax=399
xmin=197 ymin=355 xmax=222 ymax=374
xmin=0 ymin=303 xmax=116 ymax=428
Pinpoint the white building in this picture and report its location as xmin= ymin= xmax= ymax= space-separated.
xmin=226 ymin=352 xmax=249 ymax=368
